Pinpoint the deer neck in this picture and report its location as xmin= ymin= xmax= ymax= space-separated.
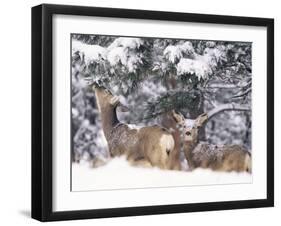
xmin=94 ymin=92 xmax=120 ymax=139
xmin=99 ymin=105 xmax=119 ymax=139
xmin=183 ymin=140 xmax=198 ymax=164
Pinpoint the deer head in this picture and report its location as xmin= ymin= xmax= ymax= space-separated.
xmin=172 ymin=110 xmax=208 ymax=143
xmin=92 ymin=84 xmax=120 ymax=109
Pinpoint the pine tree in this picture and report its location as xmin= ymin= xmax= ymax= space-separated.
xmin=71 ymin=35 xmax=252 ymax=163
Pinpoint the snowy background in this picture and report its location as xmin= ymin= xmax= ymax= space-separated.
xmin=71 ymin=34 xmax=252 ymax=167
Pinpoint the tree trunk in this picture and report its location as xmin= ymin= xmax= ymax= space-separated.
xmin=189 ymin=89 xmax=206 ymax=140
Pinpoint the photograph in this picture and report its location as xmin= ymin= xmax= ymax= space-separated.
xmin=71 ymin=34 xmax=253 ymax=191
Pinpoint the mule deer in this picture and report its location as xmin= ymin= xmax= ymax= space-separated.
xmin=92 ymin=84 xmax=180 ymax=170
xmin=172 ymin=111 xmax=252 ymax=172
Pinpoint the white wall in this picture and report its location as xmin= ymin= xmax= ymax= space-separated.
xmin=0 ymin=0 xmax=279 ymax=225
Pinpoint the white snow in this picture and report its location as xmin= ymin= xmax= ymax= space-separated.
xmin=127 ymin=124 xmax=143 ymax=131
xmin=180 ymin=41 xmax=194 ymax=53
xmin=107 ymin=47 xmax=128 ymax=66
xmin=71 ymin=107 xmax=79 ymax=118
xmin=139 ymin=79 xmax=167 ymax=99
xmin=164 ymin=41 xmax=194 ymax=63
xmin=72 ymin=40 xmax=106 ymax=64
xmin=106 ymin=38 xmax=144 ymax=73
xmin=107 ymin=37 xmax=143 ymax=50
xmin=72 ymin=157 xmax=252 ymax=191
xmin=95 ymin=130 xmax=108 ymax=150
xmin=184 ymin=118 xmax=196 ymax=129
xmin=73 ymin=38 xmax=144 ymax=73
xmin=163 ymin=41 xmax=227 ymax=80
xmin=203 ymin=46 xmax=227 ymax=66
xmin=176 ymin=58 xmax=212 ymax=80
xmin=127 ymin=55 xmax=142 ymax=73
xmin=164 ymin=45 xmax=183 ymax=63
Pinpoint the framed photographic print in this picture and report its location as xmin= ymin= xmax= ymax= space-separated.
xmin=31 ymin=4 xmax=274 ymax=221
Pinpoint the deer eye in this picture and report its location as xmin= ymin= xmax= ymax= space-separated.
xmin=186 ymin=131 xmax=192 ymax=136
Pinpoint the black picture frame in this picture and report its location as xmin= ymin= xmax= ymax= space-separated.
xmin=31 ymin=3 xmax=274 ymax=222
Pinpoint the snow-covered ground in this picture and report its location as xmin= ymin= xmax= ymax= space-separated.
xmin=72 ymin=157 xmax=252 ymax=191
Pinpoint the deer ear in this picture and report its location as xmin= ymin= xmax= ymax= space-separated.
xmin=171 ymin=110 xmax=184 ymax=123
xmin=109 ymin=96 xmax=120 ymax=106
xmin=195 ymin=113 xmax=208 ymax=127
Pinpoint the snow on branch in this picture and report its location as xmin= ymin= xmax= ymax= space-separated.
xmin=164 ymin=41 xmax=194 ymax=63
xmin=206 ymin=83 xmax=241 ymax=89
xmin=166 ymin=43 xmax=227 ymax=81
xmin=206 ymin=103 xmax=250 ymax=120
xmin=72 ymin=37 xmax=144 ymax=74
xmin=72 ymin=40 xmax=106 ymax=64
xmin=176 ymin=58 xmax=211 ymax=80
xmin=205 ymin=80 xmax=251 ymax=90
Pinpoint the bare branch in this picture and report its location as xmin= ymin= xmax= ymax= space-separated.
xmin=232 ymin=88 xmax=251 ymax=99
xmin=205 ymin=79 xmax=251 ymax=90
xmin=207 ymin=103 xmax=250 ymax=120
xmin=205 ymin=84 xmax=239 ymax=89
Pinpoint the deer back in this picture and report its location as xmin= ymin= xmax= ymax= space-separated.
xmin=187 ymin=143 xmax=251 ymax=172
xmin=108 ymin=123 xmax=176 ymax=169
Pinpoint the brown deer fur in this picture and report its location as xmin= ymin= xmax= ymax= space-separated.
xmin=93 ymin=85 xmax=179 ymax=170
xmin=160 ymin=112 xmax=182 ymax=170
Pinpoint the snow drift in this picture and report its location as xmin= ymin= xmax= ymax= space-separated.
xmin=72 ymin=157 xmax=252 ymax=191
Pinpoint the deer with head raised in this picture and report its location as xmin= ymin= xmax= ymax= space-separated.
xmin=92 ymin=84 xmax=181 ymax=170
xmin=171 ymin=110 xmax=252 ymax=172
